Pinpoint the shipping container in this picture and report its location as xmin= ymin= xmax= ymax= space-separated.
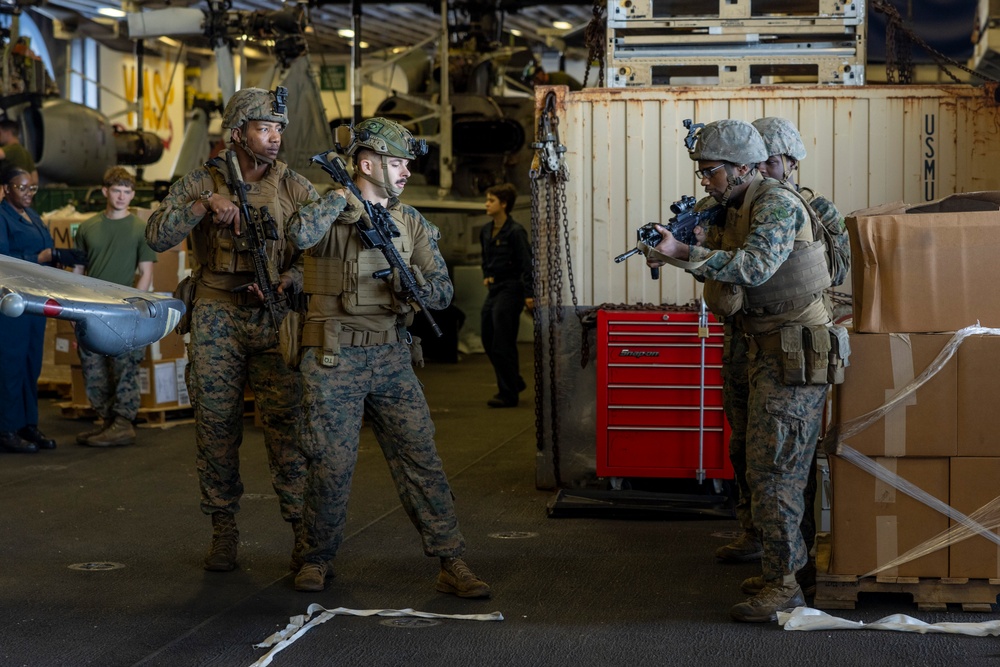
xmin=530 ymin=84 xmax=1000 ymax=489
xmin=545 ymin=84 xmax=1000 ymax=308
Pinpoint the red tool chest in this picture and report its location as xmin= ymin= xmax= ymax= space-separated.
xmin=596 ymin=308 xmax=733 ymax=481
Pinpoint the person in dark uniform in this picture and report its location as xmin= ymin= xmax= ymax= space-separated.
xmin=0 ymin=166 xmax=59 ymax=453
xmin=479 ymin=183 xmax=533 ymax=408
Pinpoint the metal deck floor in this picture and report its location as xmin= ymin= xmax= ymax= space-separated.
xmin=1 ymin=348 xmax=996 ymax=666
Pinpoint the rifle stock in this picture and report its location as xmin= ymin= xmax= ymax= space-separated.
xmin=310 ymin=151 xmax=443 ymax=338
xmin=224 ymin=150 xmax=284 ymax=332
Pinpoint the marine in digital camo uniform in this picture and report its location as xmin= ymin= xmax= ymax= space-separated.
xmin=644 ymin=120 xmax=833 ymax=622
xmin=146 ymin=87 xmax=313 ymax=574
xmin=284 ymin=117 xmax=491 ymax=598
xmin=713 ymin=117 xmax=850 ymax=598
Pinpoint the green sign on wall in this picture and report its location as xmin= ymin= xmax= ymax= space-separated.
xmin=320 ymin=65 xmax=348 ymax=91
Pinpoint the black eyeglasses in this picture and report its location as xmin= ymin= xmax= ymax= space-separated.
xmin=694 ymin=164 xmax=726 ymax=180
xmin=8 ymin=184 xmax=38 ymax=193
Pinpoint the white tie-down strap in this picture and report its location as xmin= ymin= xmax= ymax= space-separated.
xmin=778 ymin=607 xmax=1000 ymax=636
xmin=250 ymin=604 xmax=504 ymax=667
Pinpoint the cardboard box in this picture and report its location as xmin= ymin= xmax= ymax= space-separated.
xmin=153 ymin=247 xmax=187 ymax=293
xmin=846 ymin=192 xmax=1000 ymax=334
xmin=71 ymin=365 xmax=87 ymax=405
xmin=145 ymin=331 xmax=187 ymax=362
xmin=139 ymin=359 xmax=180 ymax=408
xmin=54 ymin=333 xmax=80 ymax=365
xmin=830 ymin=456 xmax=950 ymax=578
xmin=835 ymin=332 xmax=957 ymax=457
xmin=957 ymin=335 xmax=1000 ymax=456
xmin=950 ymin=457 xmax=1000 ymax=578
xmin=43 ymin=210 xmax=92 ymax=249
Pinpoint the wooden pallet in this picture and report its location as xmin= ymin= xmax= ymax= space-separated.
xmin=814 ymin=538 xmax=1000 ymax=612
xmin=38 ymin=379 xmax=72 ymax=399
xmin=58 ymin=402 xmax=97 ymax=420
xmin=139 ymin=405 xmax=196 ymax=427
xmin=58 ymin=400 xmax=254 ymax=428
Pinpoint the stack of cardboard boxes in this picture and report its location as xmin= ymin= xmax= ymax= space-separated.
xmin=831 ymin=193 xmax=1000 ymax=580
xmin=44 ymin=209 xmax=191 ymax=413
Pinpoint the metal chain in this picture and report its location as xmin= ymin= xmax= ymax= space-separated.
xmin=529 ymin=92 xmax=570 ymax=486
xmin=879 ymin=0 xmax=911 ymax=84
xmin=530 ymin=174 xmax=545 ymax=462
xmin=582 ymin=0 xmax=607 ymax=88
xmin=873 ymin=0 xmax=1000 ymax=84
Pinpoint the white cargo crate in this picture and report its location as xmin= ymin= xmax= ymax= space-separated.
xmin=607 ymin=17 xmax=863 ymax=32
xmin=537 ymin=85 xmax=1000 ymax=307
xmin=610 ymin=0 xmax=864 ymax=23
xmin=608 ymin=54 xmax=864 ymax=86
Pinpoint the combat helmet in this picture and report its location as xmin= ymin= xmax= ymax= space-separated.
xmin=752 ymin=117 xmax=807 ymax=161
xmin=687 ymin=119 xmax=768 ymax=166
xmin=340 ymin=117 xmax=427 ymax=160
xmin=337 ymin=117 xmax=427 ymax=198
xmin=221 ymin=86 xmax=288 ymax=131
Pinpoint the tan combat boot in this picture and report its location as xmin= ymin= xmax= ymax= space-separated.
xmin=76 ymin=419 xmax=108 ymax=446
xmin=436 ymin=557 xmax=491 ymax=598
xmin=204 ymin=512 xmax=239 ymax=572
xmin=730 ymin=574 xmax=804 ymax=623
xmin=84 ymin=416 xmax=136 ymax=447
xmin=741 ymin=560 xmax=817 ymax=597
xmin=715 ymin=530 xmax=763 ymax=562
xmin=294 ymin=561 xmax=333 ymax=592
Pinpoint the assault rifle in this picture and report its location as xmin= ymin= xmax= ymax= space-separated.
xmin=225 ymin=149 xmax=284 ymax=333
xmin=309 ymin=150 xmax=443 ymax=338
xmin=614 ymin=195 xmax=723 ymax=279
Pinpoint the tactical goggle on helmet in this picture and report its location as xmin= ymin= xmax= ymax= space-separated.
xmin=221 ymin=86 xmax=289 ymax=131
xmin=334 ymin=117 xmax=428 ymax=160
xmin=684 ymin=118 xmax=768 ymax=166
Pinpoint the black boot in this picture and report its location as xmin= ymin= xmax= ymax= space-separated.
xmin=204 ymin=512 xmax=239 ymax=572
xmin=18 ymin=426 xmax=56 ymax=450
xmin=0 ymin=431 xmax=38 ymax=454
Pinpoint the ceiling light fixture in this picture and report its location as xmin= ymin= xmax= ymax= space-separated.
xmin=97 ymin=7 xmax=126 ymax=18
xmin=552 ymin=21 xmax=572 ymax=30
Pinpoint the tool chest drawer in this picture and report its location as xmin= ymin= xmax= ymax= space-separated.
xmin=596 ymin=308 xmax=733 ymax=480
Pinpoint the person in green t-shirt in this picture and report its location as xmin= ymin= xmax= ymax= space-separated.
xmin=72 ymin=167 xmax=158 ymax=447
xmin=0 ymin=119 xmax=38 ymax=185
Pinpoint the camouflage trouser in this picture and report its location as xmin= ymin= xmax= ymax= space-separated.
xmin=188 ymin=298 xmax=305 ymax=523
xmin=298 ymin=341 xmax=465 ymax=564
xmin=78 ymin=345 xmax=144 ymax=421
xmin=725 ymin=324 xmax=822 ymax=555
xmin=721 ymin=324 xmax=752 ymax=533
xmin=745 ymin=345 xmax=826 ymax=580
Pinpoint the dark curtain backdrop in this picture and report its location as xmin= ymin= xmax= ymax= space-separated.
xmin=867 ymin=0 xmax=978 ymax=63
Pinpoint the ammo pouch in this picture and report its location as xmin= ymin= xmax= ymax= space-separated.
xmin=826 ymin=324 xmax=851 ymax=384
xmin=300 ymin=319 xmax=344 ymax=367
xmin=779 ymin=325 xmax=807 ymax=385
xmin=409 ymin=334 xmax=424 ymax=368
xmin=799 ymin=324 xmax=851 ymax=386
xmin=703 ymin=280 xmax=745 ymax=318
xmin=173 ymin=276 xmax=196 ymax=335
xmin=278 ymin=310 xmax=303 ymax=370
xmin=321 ymin=320 xmax=343 ymax=367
